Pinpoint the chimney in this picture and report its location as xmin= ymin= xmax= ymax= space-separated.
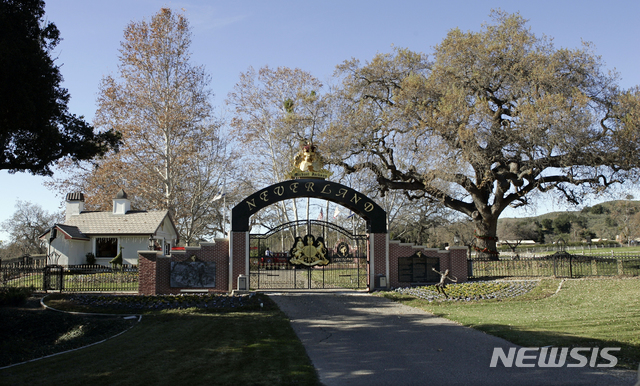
xmin=65 ymin=192 xmax=85 ymax=222
xmin=112 ymin=189 xmax=131 ymax=215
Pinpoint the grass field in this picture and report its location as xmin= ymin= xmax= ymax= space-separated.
xmin=499 ymin=245 xmax=640 ymax=257
xmin=382 ymin=277 xmax=640 ymax=369
xmin=0 ymin=294 xmax=319 ymax=386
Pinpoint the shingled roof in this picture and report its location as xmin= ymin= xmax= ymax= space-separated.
xmin=55 ymin=224 xmax=90 ymax=240
xmin=63 ymin=210 xmax=172 ymax=235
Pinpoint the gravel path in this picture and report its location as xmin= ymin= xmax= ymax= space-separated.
xmin=267 ymin=290 xmax=636 ymax=386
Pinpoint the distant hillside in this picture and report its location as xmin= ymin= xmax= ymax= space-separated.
xmin=498 ymin=200 xmax=640 ymax=243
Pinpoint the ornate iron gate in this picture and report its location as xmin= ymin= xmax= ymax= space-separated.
xmin=249 ymin=220 xmax=368 ymax=289
xmin=43 ymin=265 xmax=64 ymax=291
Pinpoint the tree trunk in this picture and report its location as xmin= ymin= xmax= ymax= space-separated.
xmin=473 ymin=217 xmax=500 ymax=261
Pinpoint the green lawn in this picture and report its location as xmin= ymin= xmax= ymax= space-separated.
xmin=0 ymin=295 xmax=319 ymax=386
xmin=382 ymin=277 xmax=640 ymax=368
xmin=2 ymin=271 xmax=138 ymax=292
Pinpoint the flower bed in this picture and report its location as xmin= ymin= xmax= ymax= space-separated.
xmin=63 ymin=293 xmax=263 ymax=312
xmin=394 ymin=280 xmax=538 ymax=302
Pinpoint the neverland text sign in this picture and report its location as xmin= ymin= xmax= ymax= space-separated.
xmin=231 ymin=179 xmax=387 ymax=233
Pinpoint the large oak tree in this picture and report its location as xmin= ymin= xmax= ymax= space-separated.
xmin=324 ymin=11 xmax=640 ymax=258
xmin=0 ymin=0 xmax=120 ymax=175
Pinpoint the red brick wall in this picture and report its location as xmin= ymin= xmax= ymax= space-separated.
xmin=388 ymin=241 xmax=468 ymax=289
xmin=138 ymin=239 xmax=230 ymax=295
xmin=139 ymin=235 xmax=468 ymax=294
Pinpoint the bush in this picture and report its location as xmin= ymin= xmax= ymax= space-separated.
xmin=86 ymin=252 xmax=96 ymax=265
xmin=0 ymin=286 xmax=35 ymax=307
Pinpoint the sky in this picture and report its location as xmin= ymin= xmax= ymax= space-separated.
xmin=1 ymin=0 xmax=639 ymax=240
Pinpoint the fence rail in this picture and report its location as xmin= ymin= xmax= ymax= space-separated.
xmin=468 ymin=254 xmax=640 ymax=279
xmin=0 ymin=264 xmax=138 ymax=292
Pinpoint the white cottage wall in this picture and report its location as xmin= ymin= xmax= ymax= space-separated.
xmin=48 ymin=238 xmax=91 ymax=266
xmin=118 ymin=237 xmax=149 ymax=265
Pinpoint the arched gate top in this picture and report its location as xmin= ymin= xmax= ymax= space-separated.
xmin=232 ymin=179 xmax=387 ymax=233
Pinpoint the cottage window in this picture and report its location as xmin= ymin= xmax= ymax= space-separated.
xmin=96 ymin=237 xmax=118 ymax=257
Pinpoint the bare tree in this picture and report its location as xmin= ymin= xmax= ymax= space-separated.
xmin=48 ymin=8 xmax=234 ymax=244
xmin=227 ymin=66 xmax=332 ymax=233
xmin=498 ymin=220 xmax=539 ymax=256
xmin=1 ymin=201 xmax=61 ymax=255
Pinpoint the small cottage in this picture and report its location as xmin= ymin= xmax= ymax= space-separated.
xmin=40 ymin=190 xmax=179 ymax=266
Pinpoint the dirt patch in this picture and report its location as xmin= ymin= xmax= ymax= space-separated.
xmin=0 ymin=294 xmax=138 ymax=368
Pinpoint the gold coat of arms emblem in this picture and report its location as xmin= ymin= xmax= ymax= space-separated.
xmin=289 ymin=235 xmax=330 ymax=267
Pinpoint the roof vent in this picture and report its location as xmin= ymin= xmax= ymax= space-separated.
xmin=115 ymin=189 xmax=128 ymax=199
xmin=65 ymin=192 xmax=85 ymax=202
xmin=113 ymin=189 xmax=131 ymax=215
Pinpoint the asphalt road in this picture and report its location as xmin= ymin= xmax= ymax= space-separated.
xmin=267 ymin=290 xmax=637 ymax=386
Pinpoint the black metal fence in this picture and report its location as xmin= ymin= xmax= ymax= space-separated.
xmin=0 ymin=263 xmax=138 ymax=292
xmin=468 ymin=252 xmax=640 ymax=279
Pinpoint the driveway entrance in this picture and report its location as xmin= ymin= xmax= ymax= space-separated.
xmin=267 ymin=290 xmax=635 ymax=386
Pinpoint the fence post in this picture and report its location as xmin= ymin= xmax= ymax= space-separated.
xmin=591 ymin=259 xmax=598 ymax=275
xmin=569 ymin=254 xmax=573 ymax=278
xmin=617 ymin=259 xmax=624 ymax=276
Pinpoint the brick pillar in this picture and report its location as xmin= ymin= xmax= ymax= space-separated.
xmin=155 ymin=256 xmax=171 ymax=294
xmin=230 ymin=231 xmax=248 ymax=291
xmin=138 ymin=251 xmax=159 ymax=295
xmin=370 ymin=233 xmax=388 ymax=290
xmin=138 ymin=251 xmax=172 ymax=295
xmin=448 ymin=247 xmax=468 ymax=283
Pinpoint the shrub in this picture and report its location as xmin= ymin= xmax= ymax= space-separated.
xmin=86 ymin=252 xmax=96 ymax=265
xmin=0 ymin=286 xmax=35 ymax=307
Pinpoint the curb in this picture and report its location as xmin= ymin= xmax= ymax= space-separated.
xmin=0 ymin=295 xmax=142 ymax=370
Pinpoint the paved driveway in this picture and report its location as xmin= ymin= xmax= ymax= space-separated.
xmin=267 ymin=290 xmax=636 ymax=386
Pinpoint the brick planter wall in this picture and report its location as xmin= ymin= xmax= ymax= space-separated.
xmin=138 ymin=239 xmax=230 ymax=295
xmin=388 ymin=241 xmax=468 ymax=289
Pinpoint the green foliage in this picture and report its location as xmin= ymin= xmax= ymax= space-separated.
xmin=283 ymin=98 xmax=294 ymax=113
xmin=583 ymin=204 xmax=609 ymax=215
xmin=540 ymin=218 xmax=554 ymax=231
xmin=552 ymin=217 xmax=571 ymax=234
xmin=0 ymin=286 xmax=34 ymax=306
xmin=0 ymin=0 xmax=120 ymax=175
xmin=552 ymin=213 xmax=587 ymax=234
xmin=109 ymin=246 xmax=123 ymax=268
xmin=579 ymin=229 xmax=596 ymax=241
